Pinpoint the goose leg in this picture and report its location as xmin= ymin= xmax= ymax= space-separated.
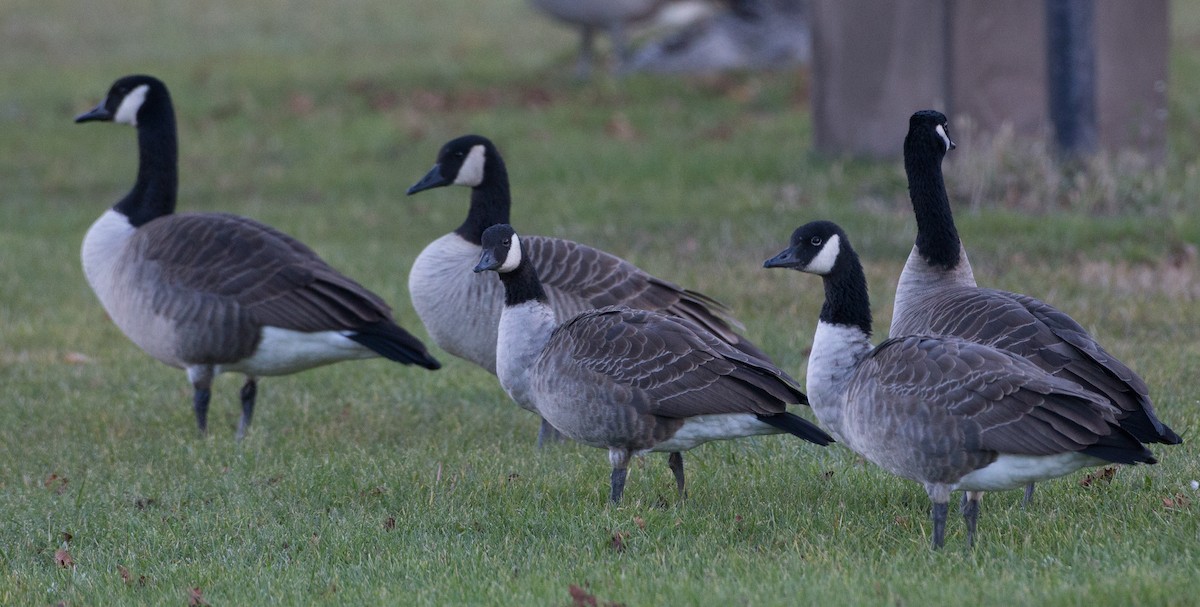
xmin=931 ymin=501 xmax=949 ymax=550
xmin=961 ymin=491 xmax=983 ymax=548
xmin=536 ymin=418 xmax=566 ymax=449
xmin=608 ymin=448 xmax=631 ymax=504
xmin=667 ymin=451 xmax=686 ymax=499
xmin=925 ymin=483 xmax=951 ymax=549
xmin=575 ymin=26 xmax=596 ymax=79
xmin=187 ymin=366 xmax=214 ymax=436
xmin=1022 ymin=482 xmax=1036 ymax=507
xmin=236 ymin=377 xmax=257 ymax=441
xmin=608 ymin=20 xmax=630 ymax=73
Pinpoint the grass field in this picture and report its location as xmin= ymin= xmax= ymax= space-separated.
xmin=2 ymin=1 xmax=1198 ymax=605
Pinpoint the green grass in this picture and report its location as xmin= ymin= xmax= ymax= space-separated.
xmin=2 ymin=0 xmax=1199 ymax=604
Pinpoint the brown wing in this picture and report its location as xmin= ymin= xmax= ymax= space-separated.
xmin=525 ymin=236 xmax=769 ymax=360
xmin=545 ymin=307 xmax=803 ymax=419
xmin=134 ymin=212 xmax=394 ymax=332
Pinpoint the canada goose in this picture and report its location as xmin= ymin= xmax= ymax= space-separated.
xmin=75 ymin=75 xmax=440 ymax=438
xmin=407 ymin=134 xmax=767 ymax=446
xmin=765 ymin=220 xmax=1157 ymax=549
xmin=891 ymin=110 xmax=1180 ymax=503
xmin=528 ymin=0 xmax=667 ymax=78
xmin=476 ymin=223 xmax=832 ymax=503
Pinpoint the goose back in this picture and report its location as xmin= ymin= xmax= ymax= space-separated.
xmin=410 ymin=231 xmax=759 ymax=374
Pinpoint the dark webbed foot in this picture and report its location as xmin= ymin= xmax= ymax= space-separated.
xmin=236 ymin=377 xmax=257 ymax=441
xmin=667 ymin=452 xmax=686 ymax=499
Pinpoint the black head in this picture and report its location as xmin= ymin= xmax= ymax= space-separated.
xmin=407 ymin=134 xmax=497 ymax=195
xmin=474 ymin=223 xmax=522 ymax=274
xmin=763 ymin=220 xmax=850 ymax=276
xmin=906 ymin=110 xmax=956 ymax=155
xmin=75 ymin=75 xmax=168 ymax=126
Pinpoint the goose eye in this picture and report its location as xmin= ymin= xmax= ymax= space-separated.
xmin=810 ymin=236 xmax=823 ymax=246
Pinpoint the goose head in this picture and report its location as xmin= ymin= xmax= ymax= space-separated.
xmin=75 ymin=75 xmax=168 ymax=128
xmin=906 ymin=110 xmax=956 ymax=159
xmin=762 ymin=220 xmax=848 ymax=276
xmin=408 ymin=134 xmax=496 ymax=194
xmin=473 ymin=223 xmax=524 ymax=274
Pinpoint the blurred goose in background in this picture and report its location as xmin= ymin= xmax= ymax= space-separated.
xmin=890 ymin=110 xmax=1180 ymax=503
xmin=75 ymin=75 xmax=440 ymax=438
xmin=628 ymin=0 xmax=810 ymax=74
xmin=477 ymin=223 xmax=832 ymax=503
xmin=764 ymin=220 xmax=1157 ymax=549
xmin=528 ymin=0 xmax=669 ymax=77
xmin=407 ymin=134 xmax=767 ymax=446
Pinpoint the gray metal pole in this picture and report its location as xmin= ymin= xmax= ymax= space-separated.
xmin=1045 ymin=0 xmax=1098 ymax=158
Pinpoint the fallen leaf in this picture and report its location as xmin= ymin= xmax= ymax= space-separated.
xmin=188 ymin=586 xmax=210 ymax=606
xmin=44 ymin=473 xmax=68 ymax=494
xmin=609 ymin=531 xmax=629 ymax=552
xmin=118 ymin=565 xmax=132 ymax=584
xmin=633 ymin=517 xmax=645 ymax=530
xmin=1163 ymin=494 xmax=1191 ymax=510
xmin=63 ymin=352 xmax=92 ymax=364
xmin=569 ymin=584 xmax=598 ymax=607
xmin=383 ymin=516 xmax=396 ymax=531
xmin=54 ymin=547 xmax=74 ymax=569
xmin=61 ymin=531 xmax=73 ymax=543
xmin=1080 ymin=466 xmax=1118 ymax=488
xmin=605 ymin=113 xmax=638 ymax=141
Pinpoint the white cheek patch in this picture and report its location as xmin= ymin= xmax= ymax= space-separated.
xmin=805 ymin=234 xmax=840 ymax=275
xmin=114 ymin=84 xmax=149 ymax=126
xmin=453 ymin=144 xmax=487 ymax=187
xmin=935 ymin=124 xmax=954 ymax=151
xmin=498 ymin=233 xmax=523 ymax=273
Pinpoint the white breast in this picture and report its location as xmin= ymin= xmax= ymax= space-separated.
xmin=408 ymin=233 xmax=504 ymax=373
xmin=495 ymin=300 xmax=557 ymax=414
xmin=804 ymin=321 xmax=872 ymax=444
xmin=81 ymin=210 xmax=186 ymax=367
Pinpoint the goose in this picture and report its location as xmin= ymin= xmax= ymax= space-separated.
xmin=75 ymin=75 xmax=440 ymax=438
xmin=528 ymin=0 xmax=667 ymax=78
xmin=764 ymin=220 xmax=1157 ymax=549
xmin=891 ymin=110 xmax=1180 ymax=503
xmin=475 ymin=223 xmax=832 ymax=503
xmin=407 ymin=134 xmax=767 ymax=446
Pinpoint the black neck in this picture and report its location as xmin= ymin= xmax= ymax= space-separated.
xmin=455 ymin=154 xmax=511 ymax=245
xmin=115 ymin=96 xmax=178 ymax=227
xmin=904 ymin=134 xmax=960 ymax=270
xmin=819 ymin=251 xmax=873 ymax=336
xmin=497 ymin=254 xmax=548 ymax=307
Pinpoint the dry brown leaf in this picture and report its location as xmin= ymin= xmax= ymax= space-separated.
xmin=54 ymin=547 xmax=74 ymax=569
xmin=188 ymin=586 xmax=210 ymax=606
xmin=383 ymin=516 xmax=396 ymax=531
xmin=633 ymin=517 xmax=645 ymax=530
xmin=63 ymin=352 xmax=92 ymax=364
xmin=605 ymin=113 xmax=638 ymax=141
xmin=1080 ymin=466 xmax=1118 ymax=488
xmin=569 ymin=584 xmax=598 ymax=607
xmin=609 ymin=531 xmax=629 ymax=552
xmin=118 ymin=565 xmax=132 ymax=585
xmin=44 ymin=473 xmax=68 ymax=494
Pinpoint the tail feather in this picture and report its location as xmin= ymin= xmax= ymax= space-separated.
xmin=349 ymin=322 xmax=441 ymax=370
xmin=756 ymin=412 xmax=834 ymax=446
xmin=1082 ymin=426 xmax=1158 ymax=465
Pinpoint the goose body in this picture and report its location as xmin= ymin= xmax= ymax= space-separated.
xmin=765 ymin=220 xmax=1156 ymax=549
xmin=76 ymin=75 xmax=439 ymax=438
xmin=407 ymin=134 xmax=765 ymax=443
xmin=528 ymin=0 xmax=667 ymax=77
xmin=890 ymin=112 xmax=1179 ymax=502
xmin=477 ymin=224 xmax=832 ymax=503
